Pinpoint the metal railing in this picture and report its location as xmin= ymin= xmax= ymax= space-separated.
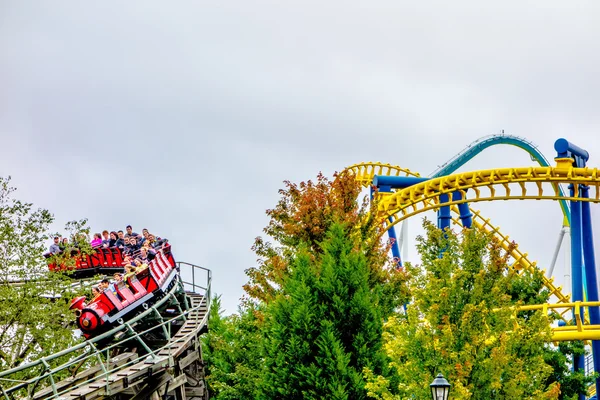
xmin=0 ymin=262 xmax=211 ymax=399
xmin=178 ymin=261 xmax=212 ymax=301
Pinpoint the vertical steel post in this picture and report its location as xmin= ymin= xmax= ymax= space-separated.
xmin=41 ymin=359 xmax=57 ymax=398
xmin=375 ymin=185 xmax=402 ymax=268
xmin=569 ymin=183 xmax=586 ymax=396
xmin=437 ymin=194 xmax=452 ymax=231
xmin=581 ymin=185 xmax=600 ymax=394
xmin=453 ymin=191 xmax=473 ymax=228
xmin=548 ymin=228 xmax=567 ymax=278
xmin=387 ymin=217 xmax=402 ymax=268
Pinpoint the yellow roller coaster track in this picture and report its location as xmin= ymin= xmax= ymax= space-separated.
xmin=344 ymin=162 xmax=600 ymax=334
xmin=376 ymin=165 xmax=600 ymax=228
xmin=347 ymin=161 xmax=599 ymax=396
xmin=344 ymin=162 xmax=572 ymax=306
xmin=516 ymin=301 xmax=600 ymax=342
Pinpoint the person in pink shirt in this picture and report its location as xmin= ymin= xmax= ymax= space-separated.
xmin=90 ymin=233 xmax=103 ymax=247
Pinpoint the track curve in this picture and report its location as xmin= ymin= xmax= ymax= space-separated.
xmin=429 ymin=134 xmax=571 ymax=223
xmin=377 ymin=166 xmax=600 ymax=228
xmin=344 ymin=162 xmax=572 ymax=306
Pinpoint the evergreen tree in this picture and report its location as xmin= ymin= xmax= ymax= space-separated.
xmin=204 ymin=173 xmax=407 ymax=398
xmin=261 ymin=222 xmax=395 ymax=400
xmin=203 ymin=296 xmax=263 ymax=399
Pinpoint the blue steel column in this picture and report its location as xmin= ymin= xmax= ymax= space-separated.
xmin=387 ymin=218 xmax=402 ymax=268
xmin=570 ymin=183 xmax=586 ymax=389
xmin=437 ymin=194 xmax=452 ymax=231
xmin=372 ymin=184 xmax=402 ymax=268
xmin=581 ymin=185 xmax=600 ymax=395
xmin=452 ymin=191 xmax=473 ymax=228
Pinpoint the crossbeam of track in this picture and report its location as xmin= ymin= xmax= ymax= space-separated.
xmin=514 ymin=301 xmax=600 ymax=342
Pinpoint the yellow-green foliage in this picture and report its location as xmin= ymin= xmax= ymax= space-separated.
xmin=365 ymin=220 xmax=561 ymax=400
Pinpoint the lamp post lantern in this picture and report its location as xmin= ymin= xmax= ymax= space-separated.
xmin=430 ymin=373 xmax=451 ymax=400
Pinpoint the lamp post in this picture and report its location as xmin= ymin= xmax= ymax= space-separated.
xmin=430 ymin=373 xmax=451 ymax=400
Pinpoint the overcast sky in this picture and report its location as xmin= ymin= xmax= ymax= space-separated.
xmin=1 ymin=1 xmax=599 ymax=312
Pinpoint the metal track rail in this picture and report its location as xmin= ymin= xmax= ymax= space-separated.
xmin=0 ymin=262 xmax=211 ymax=400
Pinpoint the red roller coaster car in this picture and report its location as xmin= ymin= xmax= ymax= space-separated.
xmin=69 ymin=246 xmax=177 ymax=339
xmin=47 ymin=247 xmax=127 ymax=278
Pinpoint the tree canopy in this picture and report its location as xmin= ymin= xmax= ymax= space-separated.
xmin=205 ymin=171 xmax=591 ymax=399
xmin=365 ymin=219 xmax=592 ymax=400
xmin=0 ymin=176 xmax=89 ymax=375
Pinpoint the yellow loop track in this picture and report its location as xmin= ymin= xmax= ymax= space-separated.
xmin=342 ymin=162 xmax=600 ymax=340
xmin=344 ymin=162 xmax=572 ymax=306
xmin=346 ymin=161 xmax=599 ymax=397
xmin=377 ymin=166 xmax=600 ymax=227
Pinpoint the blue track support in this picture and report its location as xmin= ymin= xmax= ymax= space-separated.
xmin=438 ymin=194 xmax=452 ymax=231
xmin=555 ymin=138 xmax=590 ymax=166
xmin=372 ymin=184 xmax=402 ymax=268
xmin=452 ymin=191 xmax=473 ymax=228
xmin=387 ymin=218 xmax=402 ymax=268
xmin=373 ymin=175 xmax=430 ymax=188
xmin=581 ymin=186 xmax=600 ymax=394
xmin=570 ymin=184 xmax=586 ymax=388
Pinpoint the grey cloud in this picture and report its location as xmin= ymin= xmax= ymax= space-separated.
xmin=1 ymin=0 xmax=600 ymax=312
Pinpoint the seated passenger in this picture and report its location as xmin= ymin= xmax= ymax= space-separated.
xmin=108 ymin=231 xmax=118 ymax=247
xmin=135 ymin=247 xmax=150 ymax=265
xmin=137 ymin=228 xmax=149 ymax=246
xmin=113 ymin=272 xmax=124 ymax=286
xmin=90 ymin=233 xmax=103 ymax=248
xmin=123 ymin=256 xmax=139 ymax=272
xmin=123 ymin=237 xmax=135 ymax=256
xmin=99 ymin=279 xmax=111 ymax=292
xmin=124 ymin=265 xmax=137 ymax=279
xmin=48 ymin=236 xmax=61 ymax=254
xmin=91 ymin=286 xmax=101 ymax=298
xmin=101 ymin=230 xmax=110 ymax=247
xmin=148 ymin=234 xmax=167 ymax=249
xmin=125 ymin=225 xmax=141 ymax=239
xmin=129 ymin=237 xmax=141 ymax=252
xmin=135 ymin=262 xmax=149 ymax=272
xmin=145 ymin=233 xmax=156 ymax=248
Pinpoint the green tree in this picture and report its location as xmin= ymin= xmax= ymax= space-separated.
xmin=203 ymin=296 xmax=264 ymax=400
xmin=260 ymin=222 xmax=398 ymax=400
xmin=205 ymin=172 xmax=407 ymax=399
xmin=365 ymin=220 xmax=591 ymax=400
xmin=0 ymin=176 xmax=89 ymax=374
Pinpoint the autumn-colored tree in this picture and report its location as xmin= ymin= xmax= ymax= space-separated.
xmin=365 ymin=220 xmax=591 ymax=400
xmin=244 ymin=172 xmax=401 ymax=309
